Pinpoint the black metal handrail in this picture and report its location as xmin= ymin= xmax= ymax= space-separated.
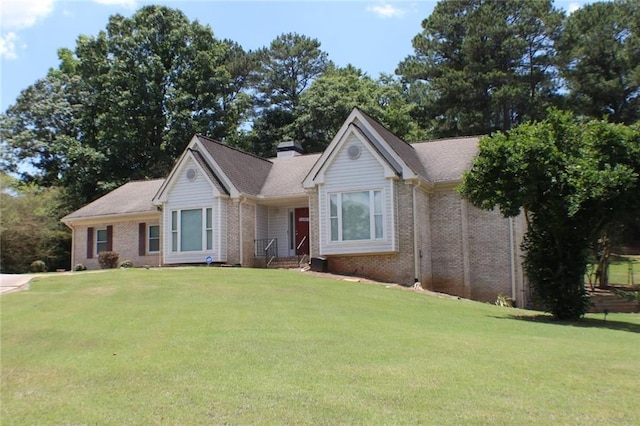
xmin=255 ymin=238 xmax=278 ymax=258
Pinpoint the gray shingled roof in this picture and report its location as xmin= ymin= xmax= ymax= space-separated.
xmin=261 ymin=153 xmax=322 ymax=198
xmin=197 ymin=135 xmax=272 ymax=196
xmin=356 ymin=108 xmax=428 ymax=179
xmin=413 ymin=136 xmax=479 ymax=183
xmin=62 ymin=179 xmax=164 ymax=221
xmin=63 ymin=117 xmax=481 ymax=222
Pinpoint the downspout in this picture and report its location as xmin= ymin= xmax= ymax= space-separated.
xmin=412 ymin=183 xmax=420 ymax=284
xmin=509 ymin=217 xmax=517 ymax=302
xmin=65 ymin=222 xmax=75 ymax=271
xmin=239 ymin=196 xmax=246 ymax=266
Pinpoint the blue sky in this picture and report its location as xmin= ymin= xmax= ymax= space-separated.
xmin=1 ymin=0 xmax=589 ymax=112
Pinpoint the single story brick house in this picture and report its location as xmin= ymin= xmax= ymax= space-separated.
xmin=62 ymin=108 xmax=528 ymax=305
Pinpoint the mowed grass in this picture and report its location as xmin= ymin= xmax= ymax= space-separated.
xmin=2 ymin=268 xmax=639 ymax=425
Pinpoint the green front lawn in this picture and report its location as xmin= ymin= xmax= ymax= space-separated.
xmin=2 ymin=268 xmax=639 ymax=424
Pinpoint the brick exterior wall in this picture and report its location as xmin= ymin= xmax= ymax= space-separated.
xmin=428 ymin=190 xmax=467 ymax=297
xmin=71 ymin=217 xmax=161 ymax=270
xmin=241 ymin=202 xmax=257 ymax=267
xmin=226 ymin=199 xmax=257 ymax=267
xmin=227 ymin=199 xmax=240 ymax=264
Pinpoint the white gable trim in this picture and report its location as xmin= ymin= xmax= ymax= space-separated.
xmin=190 ymin=138 xmax=242 ymax=199
xmin=153 ymin=136 xmax=240 ymax=204
xmin=303 ymin=109 xmax=416 ymax=188
xmin=314 ymin=126 xmax=399 ymax=186
xmin=153 ymin=137 xmax=229 ymax=204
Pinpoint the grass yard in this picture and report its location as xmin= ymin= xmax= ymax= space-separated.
xmin=607 ymin=255 xmax=640 ymax=285
xmin=2 ymin=268 xmax=639 ymax=425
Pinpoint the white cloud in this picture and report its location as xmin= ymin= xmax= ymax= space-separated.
xmin=91 ymin=0 xmax=137 ymax=8
xmin=567 ymin=2 xmax=582 ymax=14
xmin=0 ymin=32 xmax=19 ymax=60
xmin=0 ymin=0 xmax=55 ymax=30
xmin=367 ymin=3 xmax=406 ymax=19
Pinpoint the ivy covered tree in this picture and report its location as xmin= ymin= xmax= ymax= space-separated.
xmin=397 ymin=0 xmax=563 ymax=137
xmin=557 ymin=0 xmax=640 ymax=124
xmin=459 ymin=109 xmax=640 ymax=320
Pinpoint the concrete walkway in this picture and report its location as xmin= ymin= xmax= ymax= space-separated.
xmin=0 ymin=274 xmax=36 ymax=295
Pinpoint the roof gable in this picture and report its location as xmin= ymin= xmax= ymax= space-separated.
xmin=303 ymin=108 xmax=421 ymax=188
xmin=197 ymin=135 xmax=273 ymax=197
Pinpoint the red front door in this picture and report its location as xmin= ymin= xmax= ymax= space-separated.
xmin=295 ymin=207 xmax=309 ymax=255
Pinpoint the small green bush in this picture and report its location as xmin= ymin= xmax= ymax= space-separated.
xmin=74 ymin=264 xmax=87 ymax=272
xmin=119 ymin=260 xmax=134 ymax=269
xmin=98 ymin=251 xmax=119 ymax=269
xmin=30 ymin=260 xmax=47 ymax=272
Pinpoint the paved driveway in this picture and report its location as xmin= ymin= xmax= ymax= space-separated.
xmin=0 ymin=274 xmax=36 ymax=294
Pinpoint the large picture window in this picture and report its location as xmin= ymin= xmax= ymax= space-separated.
xmin=171 ymin=208 xmax=213 ymax=252
xmin=329 ymin=190 xmax=383 ymax=242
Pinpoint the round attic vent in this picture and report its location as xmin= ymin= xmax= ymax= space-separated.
xmin=347 ymin=144 xmax=361 ymax=160
xmin=186 ymin=168 xmax=197 ymax=181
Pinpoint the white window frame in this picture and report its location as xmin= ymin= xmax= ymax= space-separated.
xmin=328 ymin=190 xmax=384 ymax=243
xmin=96 ymin=228 xmax=108 ymax=254
xmin=148 ymin=224 xmax=160 ymax=254
xmin=170 ymin=208 xmax=213 ymax=253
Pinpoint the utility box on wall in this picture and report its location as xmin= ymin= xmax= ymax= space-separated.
xmin=310 ymin=257 xmax=328 ymax=272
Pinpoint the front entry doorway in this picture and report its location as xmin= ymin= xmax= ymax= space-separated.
xmin=294 ymin=207 xmax=309 ymax=255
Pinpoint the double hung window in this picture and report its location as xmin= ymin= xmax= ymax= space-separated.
xmin=171 ymin=208 xmax=213 ymax=252
xmin=148 ymin=225 xmax=160 ymax=253
xmin=329 ymin=190 xmax=383 ymax=242
xmin=96 ymin=228 xmax=109 ymax=253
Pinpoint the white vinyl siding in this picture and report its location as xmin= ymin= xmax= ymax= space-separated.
xmin=268 ymin=206 xmax=292 ymax=257
xmin=319 ymin=135 xmax=396 ymax=255
xmin=162 ymin=158 xmax=227 ymax=263
xmin=256 ymin=205 xmax=268 ymax=241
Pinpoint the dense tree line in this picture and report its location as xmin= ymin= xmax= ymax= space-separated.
xmin=1 ymin=1 xmax=638 ymax=279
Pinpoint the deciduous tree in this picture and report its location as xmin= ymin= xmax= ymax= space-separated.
xmin=459 ymin=109 xmax=640 ymax=320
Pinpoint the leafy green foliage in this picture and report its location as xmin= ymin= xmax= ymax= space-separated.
xmin=98 ymin=251 xmax=119 ymax=269
xmin=557 ymin=0 xmax=640 ymax=124
xmin=460 ymin=109 xmax=640 ymax=319
xmin=0 ymin=173 xmax=71 ymax=273
xmin=1 ymin=5 xmax=254 ymax=207
xmin=397 ymin=0 xmax=563 ymax=136
xmin=29 ymin=260 xmax=47 ymax=273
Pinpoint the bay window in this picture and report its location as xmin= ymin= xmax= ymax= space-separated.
xmin=329 ymin=190 xmax=383 ymax=242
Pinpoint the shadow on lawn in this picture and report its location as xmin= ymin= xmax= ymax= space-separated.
xmin=491 ymin=314 xmax=640 ymax=334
